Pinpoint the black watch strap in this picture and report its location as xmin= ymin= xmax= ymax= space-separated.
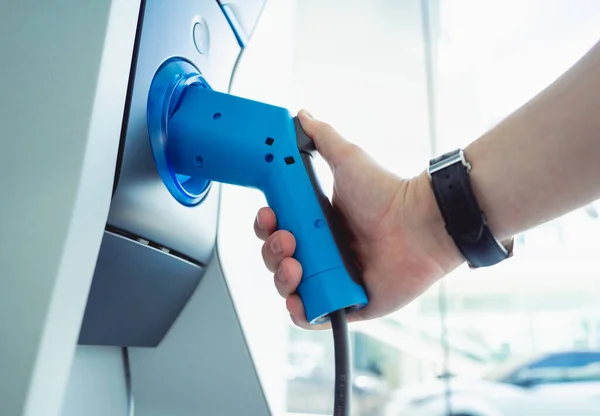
xmin=428 ymin=149 xmax=510 ymax=268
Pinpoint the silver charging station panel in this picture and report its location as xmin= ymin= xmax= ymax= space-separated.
xmin=107 ymin=0 xmax=241 ymax=264
xmin=79 ymin=0 xmax=265 ymax=347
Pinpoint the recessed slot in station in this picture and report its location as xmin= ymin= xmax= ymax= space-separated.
xmin=265 ymin=137 xmax=274 ymax=145
xmin=284 ymin=156 xmax=295 ymax=165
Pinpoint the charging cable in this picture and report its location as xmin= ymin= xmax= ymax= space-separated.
xmin=330 ymin=309 xmax=351 ymax=416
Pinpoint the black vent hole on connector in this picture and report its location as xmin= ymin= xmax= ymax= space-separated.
xmin=265 ymin=153 xmax=274 ymax=163
xmin=284 ymin=156 xmax=295 ymax=165
xmin=265 ymin=137 xmax=274 ymax=145
xmin=213 ymin=112 xmax=222 ymax=120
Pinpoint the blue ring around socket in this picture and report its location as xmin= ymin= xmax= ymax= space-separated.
xmin=147 ymin=57 xmax=212 ymax=207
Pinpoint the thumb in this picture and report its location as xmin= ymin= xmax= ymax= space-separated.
xmin=297 ymin=109 xmax=357 ymax=169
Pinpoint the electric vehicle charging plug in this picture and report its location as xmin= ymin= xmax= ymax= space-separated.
xmin=147 ymin=57 xmax=369 ymax=416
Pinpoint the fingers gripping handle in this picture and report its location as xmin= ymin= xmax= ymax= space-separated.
xmin=281 ymin=118 xmax=368 ymax=324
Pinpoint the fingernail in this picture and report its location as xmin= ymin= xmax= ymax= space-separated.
xmin=276 ymin=267 xmax=286 ymax=283
xmin=270 ymin=237 xmax=282 ymax=254
xmin=255 ymin=213 xmax=261 ymax=229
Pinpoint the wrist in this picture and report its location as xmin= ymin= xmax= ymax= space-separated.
xmin=409 ymin=170 xmax=465 ymax=274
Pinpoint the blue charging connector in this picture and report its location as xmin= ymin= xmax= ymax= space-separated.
xmin=147 ymin=57 xmax=368 ymax=325
xmin=148 ymin=57 xmax=365 ymax=416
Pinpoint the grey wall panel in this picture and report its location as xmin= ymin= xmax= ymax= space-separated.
xmin=60 ymin=347 xmax=131 ymax=416
xmin=0 ymin=0 xmax=140 ymax=415
xmin=128 ymin=253 xmax=271 ymax=416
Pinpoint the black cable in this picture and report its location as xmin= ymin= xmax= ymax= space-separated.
xmin=121 ymin=347 xmax=134 ymax=416
xmin=330 ymin=309 xmax=351 ymax=416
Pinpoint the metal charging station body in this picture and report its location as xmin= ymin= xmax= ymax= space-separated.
xmin=1 ymin=1 xmax=275 ymax=415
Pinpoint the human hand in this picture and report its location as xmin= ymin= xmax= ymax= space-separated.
xmin=254 ymin=110 xmax=464 ymax=329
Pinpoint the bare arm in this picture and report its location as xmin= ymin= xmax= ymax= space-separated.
xmin=419 ymin=38 xmax=600 ymax=264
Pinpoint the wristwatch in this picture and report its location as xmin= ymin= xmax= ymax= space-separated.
xmin=427 ymin=149 xmax=513 ymax=268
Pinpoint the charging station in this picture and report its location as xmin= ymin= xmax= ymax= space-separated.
xmin=1 ymin=1 xmax=274 ymax=415
xmin=2 ymin=0 xmax=369 ymax=413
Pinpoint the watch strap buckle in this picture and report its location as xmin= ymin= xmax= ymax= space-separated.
xmin=428 ymin=149 xmax=472 ymax=178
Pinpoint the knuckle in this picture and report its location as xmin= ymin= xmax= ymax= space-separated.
xmin=344 ymin=142 xmax=362 ymax=158
xmin=318 ymin=121 xmax=336 ymax=137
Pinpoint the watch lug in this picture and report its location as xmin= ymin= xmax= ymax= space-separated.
xmin=428 ymin=149 xmax=471 ymax=178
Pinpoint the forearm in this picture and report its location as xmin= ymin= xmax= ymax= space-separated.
xmin=413 ymin=39 xmax=600 ymax=271
xmin=464 ymin=39 xmax=600 ymax=241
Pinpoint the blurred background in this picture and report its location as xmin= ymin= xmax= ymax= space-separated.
xmin=217 ymin=0 xmax=600 ymax=415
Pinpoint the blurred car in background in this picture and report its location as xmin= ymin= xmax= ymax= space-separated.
xmin=383 ymin=350 xmax=600 ymax=416
xmin=286 ymin=341 xmax=391 ymax=416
